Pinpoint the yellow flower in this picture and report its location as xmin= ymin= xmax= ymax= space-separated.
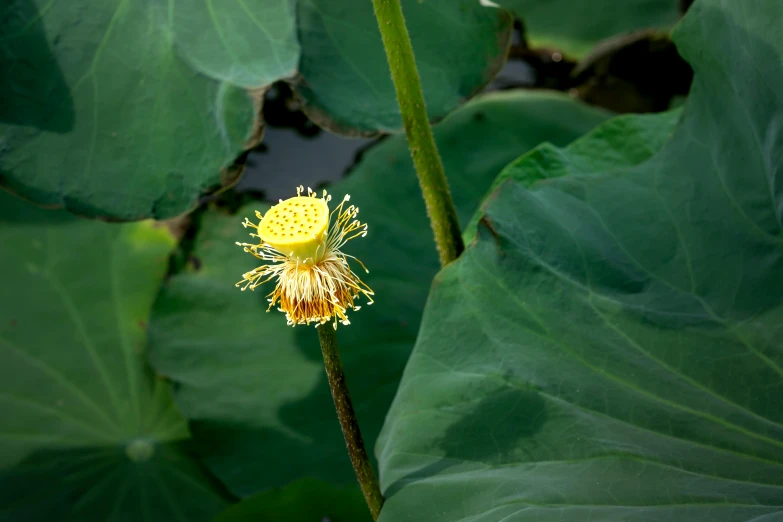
xmin=235 ymin=186 xmax=374 ymax=329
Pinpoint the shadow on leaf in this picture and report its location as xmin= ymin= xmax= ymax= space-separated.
xmin=385 ymin=384 xmax=547 ymax=499
xmin=1 ymin=0 xmax=75 ymax=133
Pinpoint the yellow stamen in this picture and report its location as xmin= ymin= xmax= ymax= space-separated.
xmin=235 ymin=186 xmax=374 ymax=329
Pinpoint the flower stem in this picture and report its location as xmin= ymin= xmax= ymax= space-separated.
xmin=371 ymin=0 xmax=464 ymax=266
xmin=317 ymin=325 xmax=384 ymax=520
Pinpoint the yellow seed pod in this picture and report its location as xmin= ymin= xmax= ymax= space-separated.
xmin=258 ymin=196 xmax=330 ymax=262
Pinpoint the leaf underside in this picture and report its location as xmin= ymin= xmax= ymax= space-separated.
xmin=0 ymin=193 xmax=227 ymax=522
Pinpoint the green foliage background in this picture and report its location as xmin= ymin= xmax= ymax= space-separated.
xmin=1 ymin=0 xmax=782 ymax=521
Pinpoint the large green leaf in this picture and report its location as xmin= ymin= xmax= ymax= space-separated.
xmin=169 ymin=0 xmax=298 ymax=88
xmin=0 ymin=0 xmax=273 ymax=220
xmin=295 ymin=0 xmax=512 ymax=135
xmin=0 ymin=192 xmax=227 ymax=521
xmin=498 ymin=0 xmax=680 ymax=57
xmin=378 ymin=0 xmax=783 ymax=520
xmin=148 ymin=91 xmax=610 ymax=498
xmin=1 ymin=0 xmax=512 ymax=219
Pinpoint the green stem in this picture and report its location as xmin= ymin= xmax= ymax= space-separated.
xmin=317 ymin=326 xmax=384 ymax=520
xmin=372 ymin=0 xmax=464 ymax=266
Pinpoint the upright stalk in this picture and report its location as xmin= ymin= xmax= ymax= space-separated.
xmin=317 ymin=326 xmax=384 ymax=520
xmin=371 ymin=0 xmax=464 ymax=266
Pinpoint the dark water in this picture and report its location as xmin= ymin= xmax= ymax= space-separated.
xmin=237 ymin=57 xmax=537 ymax=200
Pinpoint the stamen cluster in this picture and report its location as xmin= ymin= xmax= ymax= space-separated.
xmin=236 ymin=186 xmax=374 ymax=328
